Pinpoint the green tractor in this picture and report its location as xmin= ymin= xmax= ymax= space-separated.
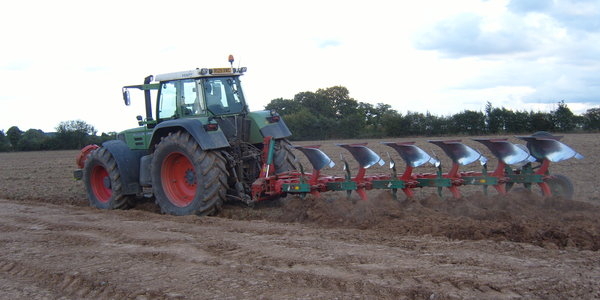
xmin=74 ymin=56 xmax=296 ymax=216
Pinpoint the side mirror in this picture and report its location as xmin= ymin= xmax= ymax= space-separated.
xmin=123 ymin=89 xmax=131 ymax=106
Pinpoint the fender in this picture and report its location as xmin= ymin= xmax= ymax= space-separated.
xmin=101 ymin=140 xmax=147 ymax=195
xmin=247 ymin=111 xmax=292 ymax=144
xmin=149 ymin=118 xmax=230 ymax=150
xmin=261 ymin=117 xmax=292 ymax=138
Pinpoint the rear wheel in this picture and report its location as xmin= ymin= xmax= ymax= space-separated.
xmin=273 ymin=138 xmax=297 ymax=173
xmin=152 ymin=131 xmax=228 ymax=216
xmin=83 ymin=147 xmax=132 ymax=209
xmin=544 ymin=174 xmax=574 ymax=200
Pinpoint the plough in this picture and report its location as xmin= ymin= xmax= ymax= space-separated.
xmin=251 ymin=132 xmax=584 ymax=202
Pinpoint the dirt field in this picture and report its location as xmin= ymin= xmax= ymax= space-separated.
xmin=1 ymin=133 xmax=599 ymax=299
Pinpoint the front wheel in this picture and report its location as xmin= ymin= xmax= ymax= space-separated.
xmin=83 ymin=147 xmax=133 ymax=209
xmin=151 ymin=131 xmax=228 ymax=216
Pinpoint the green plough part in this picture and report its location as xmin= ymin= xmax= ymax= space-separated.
xmin=326 ymin=181 xmax=358 ymax=191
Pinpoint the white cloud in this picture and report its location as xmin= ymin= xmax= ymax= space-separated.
xmin=413 ymin=0 xmax=600 ymax=114
xmin=415 ymin=13 xmax=536 ymax=57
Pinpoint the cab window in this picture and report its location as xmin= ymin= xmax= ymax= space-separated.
xmin=158 ymin=79 xmax=206 ymax=120
xmin=181 ymin=80 xmax=205 ymax=116
xmin=158 ymin=82 xmax=177 ymax=120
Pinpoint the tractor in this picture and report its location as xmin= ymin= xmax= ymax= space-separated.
xmin=74 ymin=55 xmax=296 ymax=216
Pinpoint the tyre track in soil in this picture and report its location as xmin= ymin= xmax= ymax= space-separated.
xmin=1 ymin=199 xmax=599 ymax=299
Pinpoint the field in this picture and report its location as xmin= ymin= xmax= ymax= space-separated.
xmin=0 ymin=133 xmax=599 ymax=299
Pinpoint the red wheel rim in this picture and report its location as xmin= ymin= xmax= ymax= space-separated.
xmin=161 ymin=152 xmax=197 ymax=207
xmin=90 ymin=165 xmax=112 ymax=203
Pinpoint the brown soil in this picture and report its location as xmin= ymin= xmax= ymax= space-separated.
xmin=1 ymin=133 xmax=599 ymax=299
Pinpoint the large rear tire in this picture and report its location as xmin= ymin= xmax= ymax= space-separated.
xmin=83 ymin=147 xmax=133 ymax=209
xmin=273 ymin=138 xmax=297 ymax=173
xmin=152 ymin=131 xmax=228 ymax=216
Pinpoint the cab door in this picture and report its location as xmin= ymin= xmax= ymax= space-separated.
xmin=157 ymin=79 xmax=206 ymax=122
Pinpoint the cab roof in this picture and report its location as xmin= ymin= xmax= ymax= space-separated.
xmin=153 ymin=67 xmax=247 ymax=82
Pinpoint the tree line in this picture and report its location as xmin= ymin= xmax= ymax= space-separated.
xmin=0 ymin=120 xmax=115 ymax=152
xmin=266 ymin=86 xmax=600 ymax=140
xmin=2 ymin=86 xmax=599 ymax=151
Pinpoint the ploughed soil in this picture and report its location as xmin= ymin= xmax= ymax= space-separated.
xmin=0 ymin=133 xmax=599 ymax=299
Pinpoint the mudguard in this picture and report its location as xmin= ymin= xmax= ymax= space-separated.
xmin=149 ymin=118 xmax=230 ymax=150
xmin=260 ymin=118 xmax=292 ymax=138
xmin=101 ymin=140 xmax=147 ymax=195
xmin=247 ymin=111 xmax=292 ymax=143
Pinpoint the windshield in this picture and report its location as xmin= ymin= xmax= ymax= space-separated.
xmin=203 ymin=77 xmax=245 ymax=115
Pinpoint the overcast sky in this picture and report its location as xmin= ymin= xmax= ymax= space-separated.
xmin=1 ymin=0 xmax=599 ymax=133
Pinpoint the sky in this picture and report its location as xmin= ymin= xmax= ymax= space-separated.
xmin=1 ymin=0 xmax=599 ymax=133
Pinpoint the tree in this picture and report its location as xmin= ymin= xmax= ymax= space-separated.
xmin=0 ymin=130 xmax=10 ymax=152
xmin=402 ymin=111 xmax=428 ymax=135
xmin=583 ymin=107 xmax=600 ymax=130
xmin=335 ymin=113 xmax=365 ymax=138
xmin=362 ymin=103 xmax=393 ymax=127
xmin=551 ymin=101 xmax=576 ymax=132
xmin=485 ymin=102 xmax=511 ymax=133
xmin=283 ymin=108 xmax=332 ymax=140
xmin=17 ymin=129 xmax=48 ymax=151
xmin=381 ymin=111 xmax=408 ymax=137
xmin=56 ymin=120 xmax=97 ymax=135
xmin=450 ymin=110 xmax=485 ymax=134
xmin=529 ymin=111 xmax=553 ymax=132
xmin=423 ymin=112 xmax=449 ymax=136
xmin=357 ymin=102 xmax=396 ymax=137
xmin=266 ymin=86 xmax=369 ymax=139
xmin=505 ymin=110 xmax=529 ymax=133
xmin=6 ymin=126 xmax=23 ymax=150
xmin=264 ymin=98 xmax=302 ymax=116
xmin=294 ymin=91 xmax=335 ymax=118
xmin=316 ymin=86 xmax=358 ymax=119
xmin=55 ymin=120 xmax=98 ymax=149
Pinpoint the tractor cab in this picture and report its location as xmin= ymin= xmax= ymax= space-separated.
xmin=155 ymin=74 xmax=248 ymax=121
xmin=117 ymin=55 xmax=291 ymax=152
xmin=122 ymin=59 xmax=249 ymax=126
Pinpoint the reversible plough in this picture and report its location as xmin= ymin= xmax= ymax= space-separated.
xmin=251 ymin=132 xmax=584 ymax=202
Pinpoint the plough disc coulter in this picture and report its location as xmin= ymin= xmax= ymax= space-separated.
xmin=251 ymin=133 xmax=583 ymax=202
